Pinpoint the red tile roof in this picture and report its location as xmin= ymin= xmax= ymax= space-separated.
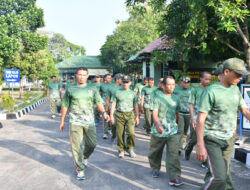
xmin=139 ymin=35 xmax=174 ymax=54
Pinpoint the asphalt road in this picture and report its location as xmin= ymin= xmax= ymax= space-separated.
xmin=0 ymin=102 xmax=249 ymax=190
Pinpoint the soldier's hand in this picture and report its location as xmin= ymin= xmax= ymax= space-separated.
xmin=156 ymin=125 xmax=164 ymax=134
xmin=196 ymin=143 xmax=207 ymax=162
xmin=135 ymin=116 xmax=140 ymax=126
xmin=104 ymin=112 xmax=110 ymax=122
xmin=59 ymin=122 xmax=64 ymax=131
xmin=47 ymin=96 xmax=50 ymax=101
xmin=191 ymin=118 xmax=196 ymax=129
xmin=141 ymin=107 xmax=144 ymax=113
xmin=110 ymin=116 xmax=115 ymax=125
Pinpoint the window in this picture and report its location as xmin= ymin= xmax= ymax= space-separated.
xmin=162 ymin=63 xmax=169 ymax=77
xmin=146 ymin=62 xmax=150 ymax=77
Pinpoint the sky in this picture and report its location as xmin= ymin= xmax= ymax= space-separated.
xmin=36 ymin=0 xmax=129 ymax=56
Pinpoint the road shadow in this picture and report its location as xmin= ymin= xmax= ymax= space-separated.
xmin=0 ymin=102 xmax=206 ymax=190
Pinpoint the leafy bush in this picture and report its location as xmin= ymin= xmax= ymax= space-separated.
xmin=1 ymin=95 xmax=15 ymax=113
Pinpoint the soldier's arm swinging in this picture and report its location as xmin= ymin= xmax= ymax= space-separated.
xmin=196 ymin=112 xmax=208 ymax=162
xmin=110 ymin=102 xmax=116 ymax=125
xmin=140 ymin=96 xmax=144 ymax=113
xmin=152 ymin=110 xmax=164 ymax=134
xmin=47 ymin=89 xmax=50 ymax=100
xmin=190 ymin=104 xmax=196 ymax=129
xmin=134 ymin=104 xmax=139 ymax=126
xmin=59 ymin=88 xmax=63 ymax=99
xmin=59 ymin=106 xmax=68 ymax=131
xmin=241 ymin=107 xmax=250 ymax=121
xmin=97 ymin=103 xmax=110 ymax=122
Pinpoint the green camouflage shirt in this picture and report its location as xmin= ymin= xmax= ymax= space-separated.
xmin=66 ymin=81 xmax=75 ymax=90
xmin=134 ymin=82 xmax=146 ymax=103
xmin=150 ymin=88 xmax=164 ymax=110
xmin=188 ymin=86 xmax=206 ymax=120
xmin=108 ymin=84 xmax=123 ymax=100
xmin=48 ymin=82 xmax=61 ymax=99
xmin=62 ymin=84 xmax=103 ymax=127
xmin=174 ymin=86 xmax=192 ymax=114
xmin=111 ymin=89 xmax=138 ymax=112
xmin=100 ymin=83 xmax=112 ymax=106
xmin=141 ymin=86 xmax=158 ymax=108
xmin=151 ymin=93 xmax=180 ymax=138
xmin=199 ymin=82 xmax=246 ymax=140
xmin=90 ymin=82 xmax=101 ymax=92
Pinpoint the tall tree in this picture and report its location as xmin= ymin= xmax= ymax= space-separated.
xmin=100 ymin=8 xmax=160 ymax=74
xmin=0 ymin=0 xmax=46 ymax=80
xmin=9 ymin=49 xmax=58 ymax=88
xmin=38 ymin=31 xmax=86 ymax=63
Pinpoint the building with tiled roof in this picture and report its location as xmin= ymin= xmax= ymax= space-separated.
xmin=127 ymin=36 xmax=217 ymax=83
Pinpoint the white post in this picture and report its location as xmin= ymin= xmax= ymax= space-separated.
xmin=143 ymin=62 xmax=146 ymax=78
xmin=150 ymin=63 xmax=154 ymax=78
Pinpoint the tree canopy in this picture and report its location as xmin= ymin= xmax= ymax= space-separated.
xmin=38 ymin=31 xmax=86 ymax=64
xmin=0 ymin=0 xmax=47 ymax=67
xmin=100 ymin=8 xmax=160 ymax=74
xmin=126 ymin=0 xmax=250 ymax=67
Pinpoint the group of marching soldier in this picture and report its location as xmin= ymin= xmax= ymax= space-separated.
xmin=47 ymin=57 xmax=250 ymax=189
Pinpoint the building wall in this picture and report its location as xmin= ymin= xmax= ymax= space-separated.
xmin=142 ymin=60 xmax=161 ymax=86
xmin=142 ymin=59 xmax=219 ymax=84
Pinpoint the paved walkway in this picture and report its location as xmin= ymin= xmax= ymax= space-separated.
xmin=0 ymin=102 xmax=249 ymax=190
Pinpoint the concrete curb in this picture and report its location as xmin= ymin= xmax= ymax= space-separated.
xmin=0 ymin=98 xmax=47 ymax=120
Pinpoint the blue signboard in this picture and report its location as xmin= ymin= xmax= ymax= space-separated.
xmin=4 ymin=69 xmax=20 ymax=83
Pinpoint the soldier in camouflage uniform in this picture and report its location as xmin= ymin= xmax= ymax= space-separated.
xmin=149 ymin=78 xmax=165 ymax=121
xmin=185 ymin=72 xmax=211 ymax=163
xmin=151 ymin=78 xmax=164 ymax=99
xmin=100 ymin=74 xmax=112 ymax=139
xmin=141 ymin=78 xmax=157 ymax=134
xmin=196 ymin=58 xmax=250 ymax=190
xmin=106 ymin=73 xmax=123 ymax=139
xmin=91 ymin=75 xmax=102 ymax=124
xmin=174 ymin=76 xmax=192 ymax=152
xmin=134 ymin=77 xmax=148 ymax=104
xmin=91 ymin=75 xmax=101 ymax=91
xmin=59 ymin=67 xmax=109 ymax=180
xmin=110 ymin=75 xmax=139 ymax=158
xmin=47 ymin=76 xmax=63 ymax=119
xmin=66 ymin=76 xmax=75 ymax=90
xmin=149 ymin=76 xmax=184 ymax=186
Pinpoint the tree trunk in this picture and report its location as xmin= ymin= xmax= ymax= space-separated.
xmin=33 ymin=78 xmax=37 ymax=88
xmin=245 ymin=44 xmax=250 ymax=83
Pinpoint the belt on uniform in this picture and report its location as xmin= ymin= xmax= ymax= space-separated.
xmin=116 ymin=111 xmax=133 ymax=113
xmin=179 ymin=111 xmax=190 ymax=114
